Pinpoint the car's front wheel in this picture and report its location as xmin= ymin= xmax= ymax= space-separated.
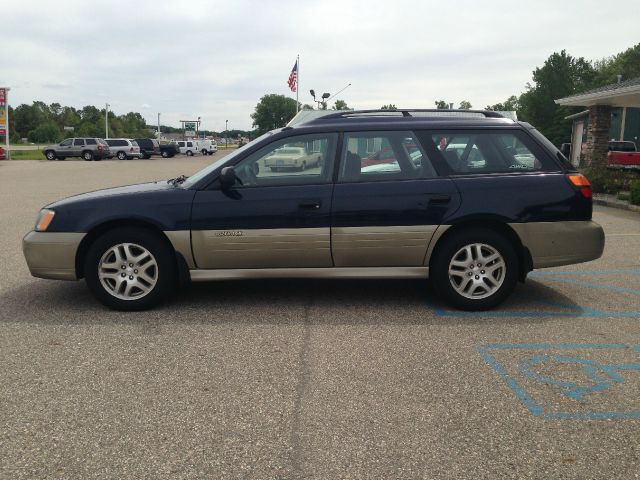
xmin=82 ymin=151 xmax=93 ymax=161
xmin=430 ymin=228 xmax=518 ymax=311
xmin=45 ymin=150 xmax=57 ymax=161
xmin=161 ymin=150 xmax=169 ymax=158
xmin=84 ymin=227 xmax=177 ymax=310
xmin=186 ymin=150 xmax=194 ymax=156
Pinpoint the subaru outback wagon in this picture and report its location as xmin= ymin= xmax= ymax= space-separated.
xmin=23 ymin=109 xmax=604 ymax=311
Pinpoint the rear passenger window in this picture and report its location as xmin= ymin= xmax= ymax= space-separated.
xmin=429 ymin=131 xmax=546 ymax=174
xmin=338 ymin=131 xmax=436 ymax=183
xmin=86 ymin=139 xmax=97 ymax=145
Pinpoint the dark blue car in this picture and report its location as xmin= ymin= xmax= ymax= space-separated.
xmin=23 ymin=109 xmax=605 ymax=310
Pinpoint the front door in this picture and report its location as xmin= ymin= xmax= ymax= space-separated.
xmin=331 ymin=130 xmax=460 ymax=267
xmin=191 ymin=133 xmax=339 ymax=269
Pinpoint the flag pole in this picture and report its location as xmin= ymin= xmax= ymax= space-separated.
xmin=296 ymin=54 xmax=300 ymax=114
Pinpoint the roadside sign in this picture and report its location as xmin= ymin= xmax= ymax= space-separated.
xmin=0 ymin=88 xmax=5 ymax=106
xmin=185 ymin=122 xmax=196 ymax=136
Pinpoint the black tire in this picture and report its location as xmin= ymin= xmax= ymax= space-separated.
xmin=82 ymin=150 xmax=93 ymax=161
xmin=143 ymin=154 xmax=151 ymax=159
xmin=430 ymin=228 xmax=518 ymax=311
xmin=161 ymin=150 xmax=169 ymax=158
xmin=45 ymin=150 xmax=57 ymax=161
xmin=300 ymin=161 xmax=306 ymax=171
xmin=186 ymin=150 xmax=194 ymax=157
xmin=117 ymin=151 xmax=127 ymax=160
xmin=58 ymin=156 xmax=66 ymax=160
xmin=201 ymin=149 xmax=207 ymax=155
xmin=84 ymin=227 xmax=177 ymax=311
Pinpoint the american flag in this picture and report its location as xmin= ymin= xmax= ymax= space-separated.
xmin=287 ymin=60 xmax=298 ymax=92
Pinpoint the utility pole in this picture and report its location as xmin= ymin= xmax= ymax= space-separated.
xmin=157 ymin=113 xmax=161 ymax=138
xmin=225 ymin=119 xmax=228 ymax=149
xmin=2 ymin=87 xmax=10 ymax=160
xmin=105 ymin=103 xmax=110 ymax=139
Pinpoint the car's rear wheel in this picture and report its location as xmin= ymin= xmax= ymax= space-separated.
xmin=117 ymin=151 xmax=127 ymax=160
xmin=430 ymin=228 xmax=518 ymax=310
xmin=82 ymin=151 xmax=93 ymax=161
xmin=201 ymin=149 xmax=207 ymax=155
xmin=45 ymin=150 xmax=57 ymax=161
xmin=84 ymin=227 xmax=177 ymax=310
xmin=142 ymin=153 xmax=151 ymax=159
xmin=186 ymin=150 xmax=194 ymax=156
xmin=161 ymin=150 xmax=169 ymax=158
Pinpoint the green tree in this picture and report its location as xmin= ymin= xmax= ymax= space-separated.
xmin=486 ymin=95 xmax=521 ymax=112
xmin=27 ymin=122 xmax=61 ymax=143
xmin=591 ymin=43 xmax=640 ymax=86
xmin=380 ymin=104 xmax=397 ymax=110
xmin=458 ymin=100 xmax=472 ymax=110
xmin=434 ymin=100 xmax=449 ymax=109
xmin=332 ymin=99 xmax=351 ymax=110
xmin=251 ymin=94 xmax=298 ymax=135
xmin=518 ymin=50 xmax=596 ymax=147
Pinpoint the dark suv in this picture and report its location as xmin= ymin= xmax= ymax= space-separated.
xmin=134 ymin=138 xmax=161 ymax=158
xmin=23 ymin=109 xmax=604 ymax=310
xmin=43 ymin=138 xmax=110 ymax=161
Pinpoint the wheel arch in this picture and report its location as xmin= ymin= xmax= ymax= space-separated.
xmin=75 ymin=219 xmax=190 ymax=285
xmin=427 ymin=218 xmax=533 ymax=282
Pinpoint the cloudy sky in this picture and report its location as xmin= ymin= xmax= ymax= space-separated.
xmin=2 ymin=0 xmax=638 ymax=131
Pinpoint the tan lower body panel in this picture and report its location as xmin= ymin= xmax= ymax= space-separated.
xmin=164 ymin=230 xmax=195 ymax=268
xmin=509 ymin=220 xmax=605 ymax=268
xmin=332 ymin=225 xmax=438 ymax=267
xmin=190 ymin=266 xmax=429 ymax=281
xmin=191 ymin=228 xmax=332 ymax=269
xmin=22 ymin=231 xmax=85 ymax=280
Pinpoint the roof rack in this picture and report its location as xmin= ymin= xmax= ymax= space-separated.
xmin=309 ymin=108 xmax=504 ymax=121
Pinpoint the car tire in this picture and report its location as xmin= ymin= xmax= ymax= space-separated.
xmin=201 ymin=149 xmax=207 ymax=155
xmin=117 ymin=151 xmax=127 ymax=160
xmin=84 ymin=227 xmax=177 ymax=311
xmin=186 ymin=150 xmax=194 ymax=157
xmin=430 ymin=228 xmax=518 ymax=311
xmin=58 ymin=156 xmax=66 ymax=161
xmin=82 ymin=151 xmax=93 ymax=161
xmin=161 ymin=150 xmax=169 ymax=158
xmin=45 ymin=150 xmax=57 ymax=161
xmin=301 ymin=161 xmax=306 ymax=171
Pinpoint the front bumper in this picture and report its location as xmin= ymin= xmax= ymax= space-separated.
xmin=509 ymin=220 xmax=605 ymax=269
xmin=22 ymin=231 xmax=85 ymax=280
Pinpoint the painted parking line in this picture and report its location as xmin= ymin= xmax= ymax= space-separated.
xmin=478 ymin=344 xmax=640 ymax=420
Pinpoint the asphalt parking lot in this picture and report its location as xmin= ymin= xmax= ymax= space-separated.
xmin=1 ymin=156 xmax=639 ymax=479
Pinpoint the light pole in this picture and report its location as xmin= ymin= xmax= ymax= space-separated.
xmin=105 ymin=103 xmax=109 ymax=139
xmin=225 ymin=120 xmax=228 ymax=149
xmin=157 ymin=113 xmax=161 ymax=138
xmin=309 ymin=89 xmax=331 ymax=110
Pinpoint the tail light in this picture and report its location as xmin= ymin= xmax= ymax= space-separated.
xmin=567 ymin=173 xmax=592 ymax=199
xmin=130 ymin=147 xmax=133 ymax=152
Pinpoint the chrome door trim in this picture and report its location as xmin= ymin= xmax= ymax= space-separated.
xmin=189 ymin=266 xmax=429 ymax=281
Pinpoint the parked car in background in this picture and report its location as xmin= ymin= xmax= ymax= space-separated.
xmin=105 ymin=139 xmax=142 ymax=160
xmin=42 ymin=138 xmax=110 ymax=161
xmin=159 ymin=143 xmax=180 ymax=158
xmin=134 ymin=138 xmax=161 ymax=159
xmin=196 ymin=140 xmax=217 ymax=155
xmin=263 ymin=146 xmax=322 ymax=171
xmin=23 ymin=109 xmax=604 ymax=311
xmin=172 ymin=140 xmax=199 ymax=156
xmin=0 ymin=146 xmax=5 ymax=160
xmin=607 ymin=140 xmax=640 ymax=169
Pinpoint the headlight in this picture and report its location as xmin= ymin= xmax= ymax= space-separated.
xmin=35 ymin=209 xmax=56 ymax=232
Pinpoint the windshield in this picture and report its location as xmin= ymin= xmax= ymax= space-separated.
xmin=181 ymin=131 xmax=275 ymax=188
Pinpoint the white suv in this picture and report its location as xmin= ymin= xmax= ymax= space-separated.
xmin=105 ymin=139 xmax=142 ymax=160
xmin=172 ymin=140 xmax=199 ymax=156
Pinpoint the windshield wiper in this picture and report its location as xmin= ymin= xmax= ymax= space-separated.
xmin=167 ymin=175 xmax=187 ymax=186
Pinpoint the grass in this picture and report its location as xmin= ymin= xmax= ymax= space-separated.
xmin=8 ymin=149 xmax=46 ymax=160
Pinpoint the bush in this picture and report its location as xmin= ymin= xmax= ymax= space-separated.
xmin=630 ymin=181 xmax=640 ymax=206
xmin=582 ymin=166 xmax=638 ymax=194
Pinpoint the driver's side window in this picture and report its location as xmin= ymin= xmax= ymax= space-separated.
xmin=60 ymin=139 xmax=72 ymax=146
xmin=234 ymin=133 xmax=337 ymax=187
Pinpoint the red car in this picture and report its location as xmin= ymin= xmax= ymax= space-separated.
xmin=0 ymin=147 xmax=5 ymax=160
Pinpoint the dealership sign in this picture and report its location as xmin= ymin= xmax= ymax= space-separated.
xmin=0 ymin=88 xmax=5 ymax=136
xmin=185 ymin=122 xmax=196 ymax=136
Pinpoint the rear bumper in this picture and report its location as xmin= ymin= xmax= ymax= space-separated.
xmin=509 ymin=221 xmax=605 ymax=269
xmin=22 ymin=231 xmax=85 ymax=280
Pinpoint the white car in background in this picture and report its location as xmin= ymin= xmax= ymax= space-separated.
xmin=197 ymin=140 xmax=217 ymax=156
xmin=172 ymin=140 xmax=199 ymax=156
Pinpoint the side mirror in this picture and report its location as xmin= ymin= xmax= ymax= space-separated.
xmin=560 ymin=143 xmax=571 ymax=158
xmin=219 ymin=166 xmax=237 ymax=189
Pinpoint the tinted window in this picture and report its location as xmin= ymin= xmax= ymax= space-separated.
xmin=60 ymin=139 xmax=72 ymax=146
xmin=234 ymin=133 xmax=338 ymax=187
xmin=86 ymin=139 xmax=97 ymax=145
xmin=338 ymin=131 xmax=436 ymax=183
xmin=73 ymin=139 xmax=85 ymax=146
xmin=187 ymin=142 xmax=193 ymax=147
xmin=428 ymin=131 xmax=550 ymax=174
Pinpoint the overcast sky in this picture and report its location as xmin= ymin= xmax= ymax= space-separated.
xmin=2 ymin=0 xmax=638 ymax=131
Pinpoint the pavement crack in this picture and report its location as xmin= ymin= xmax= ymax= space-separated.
xmin=289 ymin=295 xmax=313 ymax=479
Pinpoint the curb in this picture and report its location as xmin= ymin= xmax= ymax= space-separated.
xmin=593 ymin=196 xmax=640 ymax=213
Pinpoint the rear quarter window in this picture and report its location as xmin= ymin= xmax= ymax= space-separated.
xmin=422 ymin=130 xmax=559 ymax=174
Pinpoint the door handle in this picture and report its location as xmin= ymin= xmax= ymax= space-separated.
xmin=299 ymin=201 xmax=321 ymax=210
xmin=428 ymin=194 xmax=451 ymax=204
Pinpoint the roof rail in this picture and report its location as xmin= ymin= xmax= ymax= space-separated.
xmin=309 ymin=109 xmax=504 ymax=121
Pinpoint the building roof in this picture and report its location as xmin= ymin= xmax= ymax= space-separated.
xmin=555 ymin=77 xmax=640 ymax=107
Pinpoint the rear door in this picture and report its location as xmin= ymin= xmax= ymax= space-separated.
xmin=331 ymin=130 xmax=460 ymax=267
xmin=191 ymin=132 xmax=339 ymax=269
xmin=71 ymin=138 xmax=85 ymax=156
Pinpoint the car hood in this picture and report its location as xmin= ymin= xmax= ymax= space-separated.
xmin=46 ymin=181 xmax=178 ymax=208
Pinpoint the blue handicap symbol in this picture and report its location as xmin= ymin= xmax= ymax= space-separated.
xmin=519 ymin=354 xmax=640 ymax=401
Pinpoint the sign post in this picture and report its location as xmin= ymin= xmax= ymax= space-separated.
xmin=0 ymin=88 xmax=8 ymax=160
